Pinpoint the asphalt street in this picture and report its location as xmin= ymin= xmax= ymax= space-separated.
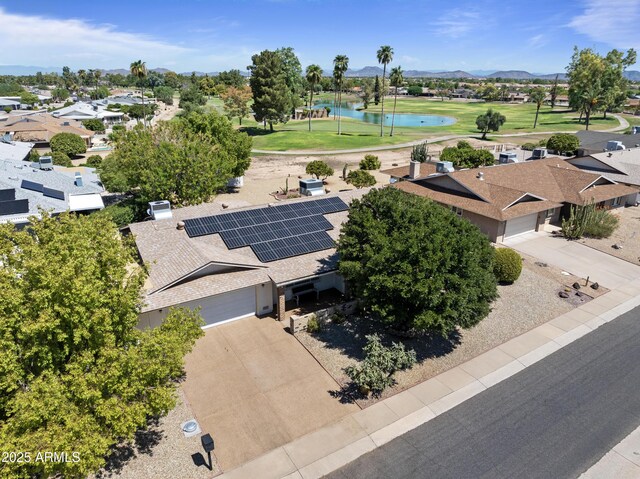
xmin=327 ymin=305 xmax=640 ymax=479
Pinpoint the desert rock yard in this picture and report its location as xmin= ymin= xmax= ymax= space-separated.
xmin=578 ymin=206 xmax=640 ymax=265
xmin=296 ymin=253 xmax=606 ymax=408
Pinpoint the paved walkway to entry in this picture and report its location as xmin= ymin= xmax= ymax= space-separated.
xmin=503 ymin=232 xmax=640 ymax=289
xmin=182 ymin=316 xmax=359 ymax=471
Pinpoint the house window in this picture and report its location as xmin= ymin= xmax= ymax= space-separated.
xmin=546 ymin=208 xmax=555 ymax=219
xmin=612 ymin=197 xmax=622 ymax=207
xmin=452 ymin=206 xmax=463 ymax=216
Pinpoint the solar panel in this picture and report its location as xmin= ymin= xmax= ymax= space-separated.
xmin=21 ymin=180 xmax=43 ymax=193
xmin=0 ymin=189 xmax=15 ymax=201
xmin=250 ymin=231 xmax=336 ymax=263
xmin=0 ymin=198 xmax=29 ymax=215
xmin=43 ymin=187 xmax=65 ymax=201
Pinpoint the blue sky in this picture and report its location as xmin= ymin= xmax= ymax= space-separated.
xmin=0 ymin=0 xmax=639 ymax=73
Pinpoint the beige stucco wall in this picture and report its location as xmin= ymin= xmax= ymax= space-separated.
xmin=459 ymin=210 xmax=501 ymax=242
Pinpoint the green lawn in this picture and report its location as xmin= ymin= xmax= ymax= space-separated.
xmin=207 ymin=94 xmax=621 ymax=151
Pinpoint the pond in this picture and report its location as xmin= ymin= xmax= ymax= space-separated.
xmin=313 ymin=101 xmax=456 ymax=127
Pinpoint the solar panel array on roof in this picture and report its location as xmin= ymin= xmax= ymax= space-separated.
xmin=43 ymin=187 xmax=65 ymax=201
xmin=21 ymin=180 xmax=43 ymax=193
xmin=183 ymin=196 xmax=348 ymax=262
xmin=0 ymin=198 xmax=29 ymax=215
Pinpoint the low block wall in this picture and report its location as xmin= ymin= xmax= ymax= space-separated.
xmin=289 ymin=300 xmax=358 ymax=335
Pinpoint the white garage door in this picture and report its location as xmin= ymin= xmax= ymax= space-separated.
xmin=504 ymin=213 xmax=538 ymax=238
xmin=198 ymin=286 xmax=256 ymax=328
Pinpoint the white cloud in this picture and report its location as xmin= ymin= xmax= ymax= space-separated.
xmin=432 ymin=8 xmax=481 ymax=38
xmin=400 ymin=55 xmax=420 ymax=66
xmin=0 ymin=8 xmax=190 ymax=69
xmin=528 ymin=34 xmax=548 ymax=48
xmin=569 ymin=0 xmax=640 ymax=50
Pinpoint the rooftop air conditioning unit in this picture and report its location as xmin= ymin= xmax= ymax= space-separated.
xmin=531 ymin=147 xmax=547 ymax=160
xmin=498 ymin=152 xmax=519 ymax=164
xmin=632 ymin=126 xmax=640 ymax=135
xmin=147 ymin=200 xmax=172 ymax=220
xmin=74 ymin=172 xmax=83 ymax=187
xmin=38 ymin=156 xmax=53 ymax=171
xmin=606 ymin=141 xmax=625 ymax=151
xmin=299 ymin=178 xmax=325 ymax=196
xmin=435 ymin=161 xmax=454 ymax=173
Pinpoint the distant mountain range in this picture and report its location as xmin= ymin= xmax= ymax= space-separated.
xmin=2 ymin=64 xmax=640 ymax=81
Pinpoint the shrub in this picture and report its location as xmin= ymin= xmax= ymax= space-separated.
xmin=344 ymin=334 xmax=416 ymax=395
xmin=521 ymin=142 xmax=537 ymax=151
xmin=50 ymin=132 xmax=87 ymax=157
xmin=561 ymin=202 xmax=619 ymax=239
xmin=82 ymin=119 xmax=106 ymax=133
xmin=85 ymin=155 xmax=103 ymax=167
xmin=547 ymin=133 xmax=578 ymax=155
xmin=345 ymin=170 xmax=376 ymax=188
xmin=331 ymin=311 xmax=346 ymax=324
xmin=51 ymin=151 xmax=73 ymax=167
xmin=583 ymin=208 xmax=619 ymax=239
xmin=493 ymin=248 xmax=522 ymax=283
xmin=306 ymin=160 xmax=334 ymax=179
xmin=93 ymin=204 xmax=136 ymax=228
xmin=440 ymin=145 xmax=495 ymax=168
xmin=29 ymin=150 xmax=40 ymax=162
xmin=537 ymin=138 xmax=548 ymax=147
xmin=456 ymin=140 xmax=473 ymax=150
xmin=407 ymin=85 xmax=423 ymax=96
xmin=306 ymin=315 xmax=320 ymax=333
xmin=359 ymin=154 xmax=381 ymax=170
xmin=410 ymin=141 xmax=429 ymax=163
xmin=3 ymin=106 xmax=11 ymax=113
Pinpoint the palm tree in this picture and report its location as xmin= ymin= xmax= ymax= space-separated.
xmin=389 ymin=66 xmax=403 ymax=137
xmin=305 ymin=64 xmax=323 ymax=131
xmin=77 ymin=69 xmax=87 ymax=90
xmin=94 ymin=69 xmax=102 ymax=92
xmin=376 ymin=45 xmax=393 ymax=137
xmin=130 ymin=60 xmax=148 ymax=126
xmin=529 ymin=87 xmax=546 ymax=128
xmin=333 ymin=55 xmax=349 ymax=135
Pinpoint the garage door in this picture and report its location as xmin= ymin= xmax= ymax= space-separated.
xmin=504 ymin=213 xmax=538 ymax=238
xmin=198 ymin=286 xmax=256 ymax=328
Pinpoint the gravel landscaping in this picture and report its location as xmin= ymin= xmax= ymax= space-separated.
xmin=578 ymin=206 xmax=640 ymax=265
xmin=296 ymin=258 xmax=602 ymax=408
xmin=94 ymin=389 xmax=220 ymax=479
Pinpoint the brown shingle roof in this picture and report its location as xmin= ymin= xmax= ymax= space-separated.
xmin=380 ymin=162 xmax=438 ymax=180
xmin=0 ymin=114 xmax=94 ymax=142
xmin=394 ymin=157 xmax=637 ymax=221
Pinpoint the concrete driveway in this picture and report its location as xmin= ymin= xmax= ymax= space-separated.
xmin=181 ymin=316 xmax=358 ymax=471
xmin=503 ymin=232 xmax=640 ymax=289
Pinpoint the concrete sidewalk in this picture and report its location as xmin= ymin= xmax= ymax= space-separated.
xmin=580 ymin=425 xmax=640 ymax=478
xmin=218 ymin=278 xmax=640 ymax=479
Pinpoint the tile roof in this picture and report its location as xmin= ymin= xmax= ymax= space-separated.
xmin=394 ymin=157 xmax=637 ymax=221
xmin=131 ymin=190 xmax=369 ymax=310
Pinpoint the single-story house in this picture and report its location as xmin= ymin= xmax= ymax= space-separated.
xmin=567 ymin=148 xmax=640 ymax=203
xmin=0 ymin=139 xmax=34 ymax=162
xmin=130 ymin=190 xmax=368 ymax=329
xmin=576 ymin=130 xmax=640 ymax=156
xmin=0 ymin=158 xmax=104 ymax=225
xmin=389 ymin=157 xmax=638 ymax=243
xmin=0 ymin=98 xmax=22 ymax=111
xmin=52 ymin=102 xmax=124 ymax=125
xmin=0 ymin=114 xmax=94 ymax=148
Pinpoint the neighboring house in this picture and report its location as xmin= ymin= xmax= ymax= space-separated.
xmin=567 ymin=148 xmax=640 ymax=203
xmin=390 ymin=157 xmax=637 ymax=243
xmin=102 ymin=95 xmax=143 ymax=107
xmin=576 ymin=130 xmax=640 ymax=156
xmin=0 ymin=98 xmax=21 ymax=111
xmin=0 ymin=114 xmax=94 ymax=148
xmin=52 ymin=102 xmax=124 ymax=125
xmin=0 ymin=138 xmax=34 ymax=161
xmin=130 ymin=190 xmax=368 ymax=329
xmin=0 ymin=158 xmax=104 ymax=225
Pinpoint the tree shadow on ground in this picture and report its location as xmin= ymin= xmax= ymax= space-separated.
xmin=240 ymin=126 xmax=274 ymax=136
xmin=96 ymin=417 xmax=164 ymax=478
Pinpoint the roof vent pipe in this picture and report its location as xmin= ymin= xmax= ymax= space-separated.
xmin=177 ymin=221 xmax=185 ymax=230
xmin=477 ymin=172 xmax=484 ymax=180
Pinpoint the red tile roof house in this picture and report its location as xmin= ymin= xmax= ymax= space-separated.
xmin=382 ymin=158 xmax=638 ymax=243
xmin=128 ymin=190 xmax=369 ymax=329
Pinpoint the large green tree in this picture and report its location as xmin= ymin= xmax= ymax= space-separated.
xmin=305 ymin=64 xmax=323 ymax=131
xmin=337 ymin=187 xmax=497 ymax=334
xmin=99 ymin=111 xmax=251 ymax=205
xmin=248 ymin=50 xmax=292 ymax=131
xmin=440 ymin=141 xmax=495 ymax=168
xmin=217 ymin=69 xmax=246 ymax=89
xmin=475 ymin=108 xmax=506 ymax=139
xmin=377 ymin=45 xmax=394 ymax=137
xmin=0 ymin=212 xmax=203 ymax=479
xmin=130 ymin=60 xmax=148 ymax=127
xmin=275 ymin=47 xmax=304 ymax=108
xmin=529 ymin=86 xmax=546 ymax=129
xmin=220 ymin=85 xmax=252 ymax=125
xmin=50 ymin=132 xmax=87 ymax=157
xmin=389 ymin=66 xmax=403 ymax=137
xmin=333 ymin=55 xmax=349 ymax=135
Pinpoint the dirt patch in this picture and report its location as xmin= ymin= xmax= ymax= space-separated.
xmin=578 ymin=206 xmax=640 ymax=266
xmin=296 ymin=261 xmax=585 ymax=408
